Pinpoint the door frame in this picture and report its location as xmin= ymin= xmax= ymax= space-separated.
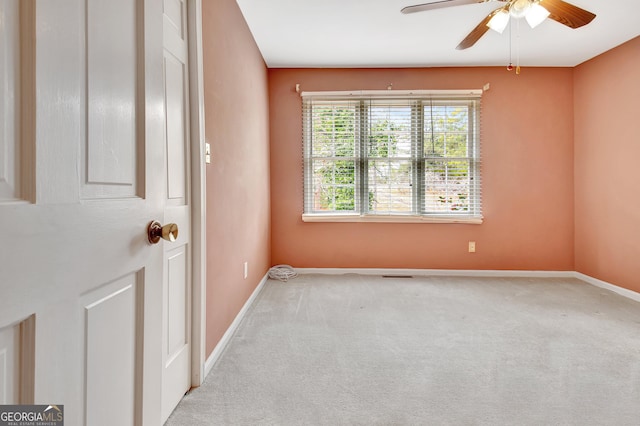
xmin=186 ymin=0 xmax=207 ymax=389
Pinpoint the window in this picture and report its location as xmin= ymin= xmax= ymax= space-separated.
xmin=302 ymin=90 xmax=482 ymax=223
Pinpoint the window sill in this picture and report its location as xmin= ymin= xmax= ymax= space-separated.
xmin=302 ymin=214 xmax=483 ymax=224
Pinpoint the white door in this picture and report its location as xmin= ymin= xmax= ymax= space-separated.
xmin=0 ymin=0 xmax=195 ymax=424
xmin=161 ymin=0 xmax=192 ymax=422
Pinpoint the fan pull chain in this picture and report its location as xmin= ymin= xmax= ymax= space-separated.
xmin=507 ymin=20 xmax=514 ymax=71
xmin=506 ymin=18 xmax=522 ymax=75
xmin=516 ymin=18 xmax=521 ymax=74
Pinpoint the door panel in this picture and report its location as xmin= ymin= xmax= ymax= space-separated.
xmin=161 ymin=0 xmax=192 ymax=421
xmin=84 ymin=0 xmax=139 ymax=198
xmin=0 ymin=0 xmax=168 ymax=424
xmin=164 ymin=0 xmax=184 ymax=37
xmin=162 ymin=245 xmax=190 ymax=422
xmin=0 ymin=0 xmax=197 ymax=421
xmin=167 ymin=248 xmax=188 ymax=356
xmin=83 ymin=274 xmax=140 ymax=426
xmin=164 ymin=54 xmax=187 ymax=202
xmin=0 ymin=0 xmax=20 ymax=202
xmin=0 ymin=324 xmax=20 ymax=404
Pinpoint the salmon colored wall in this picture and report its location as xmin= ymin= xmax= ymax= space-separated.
xmin=269 ymin=68 xmax=575 ymax=270
xmin=202 ymin=0 xmax=270 ymax=355
xmin=574 ymin=37 xmax=640 ymax=293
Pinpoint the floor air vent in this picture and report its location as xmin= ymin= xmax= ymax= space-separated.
xmin=382 ymin=275 xmax=414 ymax=279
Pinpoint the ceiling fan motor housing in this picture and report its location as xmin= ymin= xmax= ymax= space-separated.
xmin=510 ymin=0 xmax=534 ymax=19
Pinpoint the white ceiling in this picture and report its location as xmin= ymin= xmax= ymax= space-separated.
xmin=234 ymin=0 xmax=640 ymax=68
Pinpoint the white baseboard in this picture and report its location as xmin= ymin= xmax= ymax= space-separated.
xmin=574 ymin=272 xmax=640 ymax=303
xmin=295 ymin=268 xmax=575 ymax=279
xmin=203 ymin=272 xmax=269 ymax=378
xmin=295 ymin=268 xmax=639 ymax=303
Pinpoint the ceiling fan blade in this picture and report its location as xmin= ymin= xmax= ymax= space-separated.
xmin=456 ymin=7 xmax=503 ymax=50
xmin=401 ymin=0 xmax=488 ymax=14
xmin=540 ymin=0 xmax=596 ymax=28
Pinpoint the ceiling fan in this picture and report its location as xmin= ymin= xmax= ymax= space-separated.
xmin=401 ymin=0 xmax=596 ymax=50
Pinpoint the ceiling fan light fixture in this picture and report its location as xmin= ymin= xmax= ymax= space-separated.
xmin=525 ymin=3 xmax=551 ymax=28
xmin=487 ymin=9 xmax=510 ymax=34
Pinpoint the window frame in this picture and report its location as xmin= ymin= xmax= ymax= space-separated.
xmin=302 ymin=90 xmax=483 ymax=224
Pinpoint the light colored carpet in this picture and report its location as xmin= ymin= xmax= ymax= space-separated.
xmin=166 ymin=274 xmax=640 ymax=425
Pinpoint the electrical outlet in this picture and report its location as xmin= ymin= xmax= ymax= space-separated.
xmin=468 ymin=241 xmax=476 ymax=253
xmin=243 ymin=261 xmax=248 ymax=279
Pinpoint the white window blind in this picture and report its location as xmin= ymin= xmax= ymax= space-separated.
xmin=302 ymin=90 xmax=482 ymax=223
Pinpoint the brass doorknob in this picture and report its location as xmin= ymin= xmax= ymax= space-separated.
xmin=147 ymin=221 xmax=179 ymax=244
